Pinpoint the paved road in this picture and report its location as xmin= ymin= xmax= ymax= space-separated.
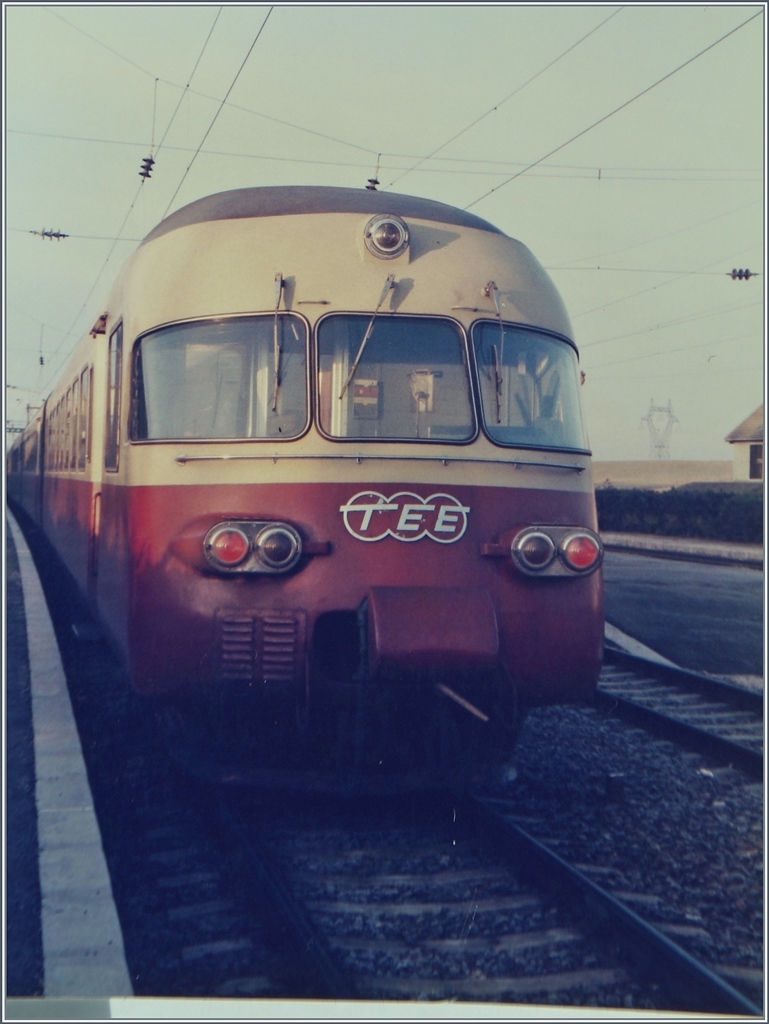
xmin=602 ymin=551 xmax=764 ymax=680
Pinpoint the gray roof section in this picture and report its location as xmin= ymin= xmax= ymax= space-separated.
xmin=724 ymin=405 xmax=763 ymax=443
xmin=140 ymin=186 xmax=505 ymax=246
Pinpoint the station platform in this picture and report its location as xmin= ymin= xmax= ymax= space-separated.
xmin=6 ymin=512 xmax=132 ymax=1000
xmin=601 ymin=531 xmax=763 ymax=567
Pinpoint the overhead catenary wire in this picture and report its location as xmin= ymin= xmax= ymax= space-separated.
xmin=384 ymin=6 xmax=624 ymax=190
xmin=9 ymin=229 xmax=143 ymax=242
xmin=161 ymin=7 xmax=273 ymax=219
xmin=585 ymin=331 xmax=758 ymax=373
xmin=39 ymin=7 xmax=264 ymax=391
xmin=45 ymin=6 xmax=163 ymax=80
xmin=44 ymin=6 xmax=378 ymax=158
xmin=581 ymin=298 xmax=763 ymax=350
xmin=558 ymin=199 xmax=763 ymax=270
xmin=550 ymin=266 xmax=742 ymax=276
xmin=464 ymin=9 xmax=764 ymax=210
xmin=9 ymin=128 xmax=763 ymax=184
xmin=152 ymin=7 xmax=222 ymax=160
xmin=571 ymin=243 xmax=764 ymax=321
xmin=39 ymin=7 xmax=227 ymax=389
xmin=40 ymin=185 xmax=147 ymax=388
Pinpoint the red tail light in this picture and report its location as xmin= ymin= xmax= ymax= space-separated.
xmin=561 ymin=532 xmax=602 ymax=572
xmin=205 ymin=526 xmax=251 ymax=567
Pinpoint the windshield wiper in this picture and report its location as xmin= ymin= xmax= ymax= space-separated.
xmin=338 ymin=275 xmax=395 ymax=400
xmin=492 ymin=343 xmax=503 ymax=424
xmin=485 ymin=280 xmax=504 ymax=423
xmin=271 ymin=273 xmax=284 ymax=412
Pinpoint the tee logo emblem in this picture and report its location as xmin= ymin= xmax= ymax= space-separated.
xmin=340 ymin=491 xmax=470 ymax=543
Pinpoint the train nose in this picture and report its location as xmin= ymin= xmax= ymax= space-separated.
xmin=365 ymin=586 xmax=499 ymax=676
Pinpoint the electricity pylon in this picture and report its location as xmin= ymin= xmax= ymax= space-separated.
xmin=641 ymin=399 xmax=679 ymax=459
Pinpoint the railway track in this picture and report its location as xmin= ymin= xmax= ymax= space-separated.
xmin=216 ymin=789 xmax=761 ymax=1013
xmin=597 ymin=646 xmax=763 ymax=780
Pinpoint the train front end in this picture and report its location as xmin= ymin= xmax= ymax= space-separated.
xmin=105 ymin=187 xmax=603 ymax=787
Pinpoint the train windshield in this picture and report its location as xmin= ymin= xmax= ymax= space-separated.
xmin=317 ymin=315 xmax=475 ymax=441
xmin=472 ymin=322 xmax=588 ymax=451
xmin=133 ymin=315 xmax=308 ymax=440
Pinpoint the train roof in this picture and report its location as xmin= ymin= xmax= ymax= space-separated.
xmin=140 ymin=186 xmax=505 ymax=246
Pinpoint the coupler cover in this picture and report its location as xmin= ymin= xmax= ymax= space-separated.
xmin=366 ymin=586 xmax=499 ymax=674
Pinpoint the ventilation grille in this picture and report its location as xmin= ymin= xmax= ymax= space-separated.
xmin=218 ymin=611 xmax=305 ymax=684
xmin=220 ymin=615 xmax=255 ymax=680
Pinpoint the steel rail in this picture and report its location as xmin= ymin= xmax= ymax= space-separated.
xmin=602 ymin=645 xmax=763 ymax=713
xmin=598 ymin=648 xmax=763 ymax=780
xmin=465 ymin=796 xmax=763 ymax=1017
xmin=216 ymin=792 xmax=358 ymax=1001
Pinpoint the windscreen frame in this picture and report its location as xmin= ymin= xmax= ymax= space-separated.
xmin=315 ymin=311 xmax=478 ymax=445
xmin=130 ymin=312 xmax=311 ymax=443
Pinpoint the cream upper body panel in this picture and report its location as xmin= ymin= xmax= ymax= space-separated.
xmin=119 ymin=205 xmax=572 ymax=344
xmin=128 ymin=437 xmax=592 ymax=492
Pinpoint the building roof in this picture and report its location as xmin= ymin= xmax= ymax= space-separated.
xmin=725 ymin=405 xmax=763 ymax=443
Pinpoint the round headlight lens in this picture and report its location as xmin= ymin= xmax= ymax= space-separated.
xmin=364 ymin=214 xmax=409 ymax=259
xmin=256 ymin=525 xmax=301 ymax=570
xmin=561 ymin=532 xmax=602 ymax=572
xmin=512 ymin=530 xmax=556 ymax=572
xmin=205 ymin=526 xmax=251 ymax=567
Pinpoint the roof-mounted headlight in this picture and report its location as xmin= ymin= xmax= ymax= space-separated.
xmin=364 ymin=214 xmax=409 ymax=259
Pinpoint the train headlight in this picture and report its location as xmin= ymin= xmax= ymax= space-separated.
xmin=511 ymin=529 xmax=556 ymax=573
xmin=205 ymin=525 xmax=251 ymax=568
xmin=255 ymin=525 xmax=302 ymax=571
xmin=364 ymin=214 xmax=409 ymax=259
xmin=561 ymin=532 xmax=603 ymax=573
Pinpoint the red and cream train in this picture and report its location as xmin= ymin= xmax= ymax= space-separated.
xmin=8 ymin=186 xmax=604 ymax=787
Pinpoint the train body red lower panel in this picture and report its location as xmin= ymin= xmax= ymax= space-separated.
xmin=40 ymin=475 xmax=96 ymax=600
xmin=83 ymin=479 xmax=603 ymax=707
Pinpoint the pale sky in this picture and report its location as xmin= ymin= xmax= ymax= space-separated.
xmin=3 ymin=3 xmax=765 ymax=461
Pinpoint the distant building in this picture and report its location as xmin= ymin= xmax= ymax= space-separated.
xmin=725 ymin=405 xmax=763 ymax=482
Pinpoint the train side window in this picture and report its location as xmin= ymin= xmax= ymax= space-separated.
xmin=132 ymin=315 xmax=308 ymax=441
xmin=105 ymin=323 xmax=123 ymax=471
xmin=23 ymin=431 xmax=38 ymax=473
xmin=64 ymin=388 xmax=72 ymax=470
xmin=71 ymin=376 xmax=80 ymax=471
xmin=49 ymin=408 xmax=56 ymax=470
xmin=54 ymin=401 xmax=61 ymax=470
xmin=472 ymin=322 xmax=589 ymax=451
xmin=317 ymin=314 xmax=475 ymax=442
xmin=58 ymin=400 xmax=64 ymax=470
xmin=78 ymin=366 xmax=91 ymax=470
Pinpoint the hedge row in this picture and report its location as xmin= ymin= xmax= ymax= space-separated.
xmin=595 ymin=486 xmax=764 ymax=544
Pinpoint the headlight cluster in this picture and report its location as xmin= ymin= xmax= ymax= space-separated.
xmin=204 ymin=521 xmax=302 ymax=574
xmin=511 ymin=526 xmax=603 ymax=577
